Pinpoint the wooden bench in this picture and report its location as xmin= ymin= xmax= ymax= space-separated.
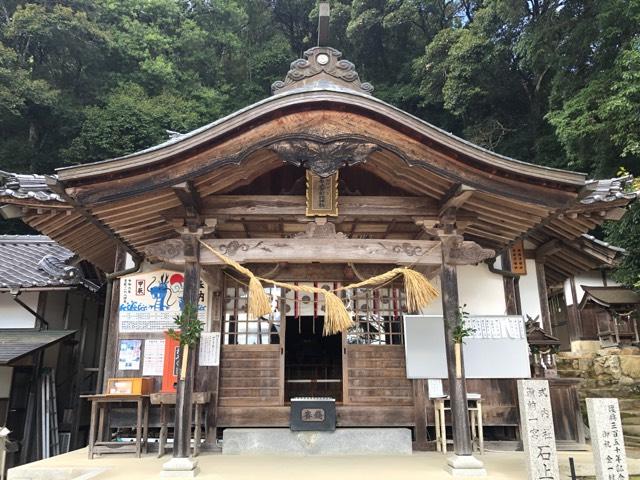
xmin=433 ymin=394 xmax=484 ymax=455
xmin=150 ymin=392 xmax=211 ymax=457
xmin=82 ymin=394 xmax=149 ymax=459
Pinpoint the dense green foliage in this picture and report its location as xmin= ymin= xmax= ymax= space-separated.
xmin=0 ymin=0 xmax=638 ymax=284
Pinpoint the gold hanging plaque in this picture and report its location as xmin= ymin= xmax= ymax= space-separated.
xmin=306 ymin=171 xmax=338 ymax=216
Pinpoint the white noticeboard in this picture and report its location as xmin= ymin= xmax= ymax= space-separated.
xmin=199 ymin=332 xmax=221 ymax=367
xmin=403 ymin=315 xmax=531 ymax=379
xmin=118 ymin=269 xmax=208 ymax=333
xmin=142 ymin=339 xmax=165 ymax=376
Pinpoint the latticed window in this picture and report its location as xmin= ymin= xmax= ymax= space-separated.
xmin=223 ymin=277 xmax=407 ymax=345
xmin=223 ymin=276 xmax=284 ymax=345
xmin=345 ymin=286 xmax=406 ymax=345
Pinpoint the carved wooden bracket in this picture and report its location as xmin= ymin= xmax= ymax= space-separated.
xmin=268 ymin=139 xmax=380 ymax=177
xmin=272 ymin=46 xmax=374 ymax=95
xmin=293 ymin=220 xmax=347 ymax=239
xmin=440 ymin=234 xmax=495 ymax=265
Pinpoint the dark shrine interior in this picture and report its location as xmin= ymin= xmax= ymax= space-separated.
xmin=284 ymin=316 xmax=343 ymax=402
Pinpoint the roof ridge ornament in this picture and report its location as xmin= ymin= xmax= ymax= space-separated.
xmin=271 ymin=46 xmax=374 ymax=95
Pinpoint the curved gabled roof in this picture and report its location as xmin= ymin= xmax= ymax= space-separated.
xmin=0 ymin=46 xmax=636 ymax=272
xmin=57 ymin=78 xmax=586 ymax=190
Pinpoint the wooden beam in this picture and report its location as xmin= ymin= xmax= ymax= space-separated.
xmin=535 ymin=239 xmax=562 ymax=260
xmin=145 ymin=238 xmax=447 ymax=265
xmin=439 ymin=184 xmax=475 ymax=217
xmin=173 ymin=181 xmax=202 ymax=213
xmin=603 ymin=207 xmax=627 ymax=221
xmin=174 ymin=195 xmax=440 ymax=218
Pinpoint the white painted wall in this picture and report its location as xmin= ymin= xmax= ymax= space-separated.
xmin=420 ymin=263 xmax=508 ymax=315
xmin=0 ymin=292 xmax=39 ymax=328
xmin=421 ymin=275 xmax=443 ymax=315
xmin=519 ymin=259 xmax=542 ymax=323
xmin=458 ymin=264 xmax=508 ymax=315
xmin=564 ymin=271 xmax=621 ymax=306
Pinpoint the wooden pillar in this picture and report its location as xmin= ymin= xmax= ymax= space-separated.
xmin=196 ymin=267 xmax=223 ymax=446
xmin=535 ymin=261 xmax=553 ymax=333
xmin=568 ymin=275 xmax=583 ymax=342
xmin=173 ymin=233 xmax=201 ymax=459
xmin=440 ymin=234 xmax=473 ymax=456
xmin=100 ymin=247 xmax=127 ymax=393
xmin=501 ymin=253 xmax=518 ymax=315
xmin=412 ymin=379 xmax=428 ymax=450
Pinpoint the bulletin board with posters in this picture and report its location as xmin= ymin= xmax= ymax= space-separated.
xmin=403 ymin=314 xmax=531 ymax=379
xmin=118 ymin=269 xmax=208 ymax=333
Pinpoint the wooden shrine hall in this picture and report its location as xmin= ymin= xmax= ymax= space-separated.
xmin=0 ymin=11 xmax=637 ymax=467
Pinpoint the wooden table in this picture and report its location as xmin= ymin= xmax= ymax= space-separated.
xmin=150 ymin=392 xmax=211 ymax=457
xmin=81 ymin=394 xmax=149 ymax=459
xmin=433 ymin=394 xmax=484 ymax=455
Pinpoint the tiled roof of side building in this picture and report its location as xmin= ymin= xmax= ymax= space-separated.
xmin=0 ymin=235 xmax=98 ymax=290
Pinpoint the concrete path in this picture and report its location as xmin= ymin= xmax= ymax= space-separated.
xmin=8 ymin=448 xmax=640 ymax=479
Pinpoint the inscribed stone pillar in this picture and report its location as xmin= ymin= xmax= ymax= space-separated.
xmin=586 ymin=398 xmax=629 ymax=480
xmin=517 ymin=379 xmax=559 ymax=480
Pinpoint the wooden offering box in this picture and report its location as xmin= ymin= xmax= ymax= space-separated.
xmin=107 ymin=377 xmax=154 ymax=395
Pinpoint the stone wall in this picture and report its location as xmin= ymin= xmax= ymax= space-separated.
xmin=557 ymin=346 xmax=640 ymax=449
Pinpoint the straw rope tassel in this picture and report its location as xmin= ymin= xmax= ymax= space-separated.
xmin=322 ymin=291 xmax=353 ymax=336
xmin=198 ymin=241 xmax=272 ymax=318
xmin=198 ymin=240 xmax=438 ymax=334
xmin=257 ymin=278 xmax=354 ymax=337
xmin=399 ymin=268 xmax=440 ymax=312
xmin=337 ymin=267 xmax=440 ymax=313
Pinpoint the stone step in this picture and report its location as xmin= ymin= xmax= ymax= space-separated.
xmin=622 ymin=425 xmax=640 ymax=436
xmin=619 ymin=398 xmax=640 ymax=409
xmin=624 ymin=436 xmax=640 ymax=448
xmin=620 ymin=411 xmax=640 ymax=424
xmin=583 ymin=390 xmax=640 ymax=402
xmin=222 ymin=428 xmax=413 ymax=456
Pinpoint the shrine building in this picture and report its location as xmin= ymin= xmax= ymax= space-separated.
xmin=0 ymin=9 xmax=638 ymax=473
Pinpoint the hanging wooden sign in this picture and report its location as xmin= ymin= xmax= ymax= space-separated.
xmin=510 ymin=240 xmax=527 ymax=275
xmin=306 ymin=171 xmax=338 ymax=216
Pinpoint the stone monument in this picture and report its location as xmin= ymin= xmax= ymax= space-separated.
xmin=517 ymin=379 xmax=559 ymax=480
xmin=586 ymin=398 xmax=629 ymax=480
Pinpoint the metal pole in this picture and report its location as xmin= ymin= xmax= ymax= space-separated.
xmin=569 ymin=457 xmax=577 ymax=480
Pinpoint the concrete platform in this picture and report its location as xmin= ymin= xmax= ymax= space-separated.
xmin=222 ymin=428 xmax=413 ymax=456
xmin=8 ymin=447 xmax=640 ymax=480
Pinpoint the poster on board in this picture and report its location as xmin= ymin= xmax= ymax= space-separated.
xmin=118 ymin=270 xmax=208 ymax=332
xmin=403 ymin=315 xmax=531 ymax=379
xmin=142 ymin=339 xmax=165 ymax=376
xmin=199 ymin=332 xmax=221 ymax=367
xmin=118 ymin=339 xmax=142 ymax=370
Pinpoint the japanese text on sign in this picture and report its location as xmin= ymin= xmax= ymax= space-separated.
xmin=119 ymin=270 xmax=208 ymax=332
xmin=517 ymin=379 xmax=559 ymax=480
